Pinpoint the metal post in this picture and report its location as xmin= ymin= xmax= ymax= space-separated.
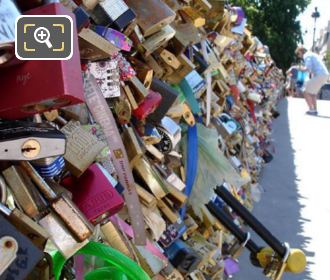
xmin=312 ymin=7 xmax=320 ymax=51
xmin=215 ymin=185 xmax=287 ymax=258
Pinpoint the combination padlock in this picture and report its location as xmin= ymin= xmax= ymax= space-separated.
xmin=155 ymin=117 xmax=182 ymax=154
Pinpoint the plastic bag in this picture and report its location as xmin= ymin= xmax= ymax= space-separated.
xmin=181 ymin=124 xmax=249 ymax=220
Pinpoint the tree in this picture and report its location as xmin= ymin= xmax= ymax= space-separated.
xmin=324 ymin=50 xmax=330 ymax=72
xmin=232 ymin=0 xmax=311 ymax=70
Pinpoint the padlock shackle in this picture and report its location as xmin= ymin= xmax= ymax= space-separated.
xmin=215 ymin=185 xmax=287 ymax=258
xmin=206 ymin=202 xmax=260 ymax=255
xmin=0 ymin=175 xmax=8 ymax=204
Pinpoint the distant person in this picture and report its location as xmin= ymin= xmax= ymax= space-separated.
xmin=286 ymin=63 xmax=299 ymax=96
xmin=295 ymin=46 xmax=329 ymax=115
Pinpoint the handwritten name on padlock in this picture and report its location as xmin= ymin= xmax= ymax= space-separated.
xmin=16 ymin=73 xmax=32 ymax=86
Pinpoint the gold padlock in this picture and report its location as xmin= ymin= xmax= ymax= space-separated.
xmin=60 ymin=120 xmax=106 ymax=177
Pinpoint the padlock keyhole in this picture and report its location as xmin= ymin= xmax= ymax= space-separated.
xmin=22 ymin=147 xmax=37 ymax=153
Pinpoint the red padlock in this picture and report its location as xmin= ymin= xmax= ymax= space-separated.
xmin=61 ymin=163 xmax=124 ymax=225
xmin=132 ymin=90 xmax=162 ymax=120
xmin=0 ymin=3 xmax=84 ymax=119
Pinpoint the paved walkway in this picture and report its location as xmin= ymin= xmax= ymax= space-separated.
xmin=234 ymin=98 xmax=330 ymax=280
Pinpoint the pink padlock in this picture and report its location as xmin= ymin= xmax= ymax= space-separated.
xmin=62 ymin=163 xmax=124 ymax=225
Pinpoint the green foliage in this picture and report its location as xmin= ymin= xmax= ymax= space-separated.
xmin=325 ymin=50 xmax=330 ymax=71
xmin=231 ymin=0 xmax=311 ymax=70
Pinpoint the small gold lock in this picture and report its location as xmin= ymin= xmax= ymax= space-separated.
xmin=21 ymin=139 xmax=41 ymax=159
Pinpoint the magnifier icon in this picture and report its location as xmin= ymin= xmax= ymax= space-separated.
xmin=34 ymin=27 xmax=53 ymax=49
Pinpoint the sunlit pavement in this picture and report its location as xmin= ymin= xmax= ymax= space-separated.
xmin=235 ymin=97 xmax=330 ymax=280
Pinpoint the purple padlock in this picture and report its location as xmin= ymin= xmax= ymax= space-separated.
xmin=93 ymin=25 xmax=133 ymax=52
xmin=224 ymin=257 xmax=240 ymax=276
xmin=231 ymin=6 xmax=245 ymax=26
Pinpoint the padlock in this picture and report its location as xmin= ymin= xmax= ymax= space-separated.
xmin=136 ymin=183 xmax=157 ymax=209
xmin=180 ymin=70 xmax=206 ymax=96
xmin=114 ymin=96 xmax=132 ymax=125
xmin=0 ymin=0 xmax=21 ymax=68
xmin=170 ymin=21 xmax=201 ymax=55
xmin=145 ymin=143 xmax=165 ymax=162
xmin=145 ymin=55 xmax=166 ymax=78
xmin=90 ymin=0 xmax=136 ymax=31
xmin=155 ymin=117 xmax=182 ymax=154
xmin=0 ymin=120 xmax=66 ymax=161
xmin=165 ymin=54 xmax=196 ymax=84
xmin=193 ymin=0 xmax=212 ymax=13
xmin=127 ymin=57 xmax=154 ymax=88
xmin=147 ymin=78 xmax=179 ymax=124
xmin=73 ymin=5 xmax=91 ymax=31
xmin=179 ymin=6 xmax=206 ymax=28
xmin=101 ymin=220 xmax=134 ymax=259
xmin=93 ymin=25 xmax=133 ymax=52
xmin=142 ymin=25 xmax=176 ymax=57
xmin=0 ymin=3 xmax=85 ymax=119
xmin=134 ymin=157 xmax=167 ymax=199
xmin=38 ymin=210 xmax=89 ymax=259
xmin=60 ymin=120 xmax=106 ymax=177
xmin=78 ymin=27 xmax=119 ymax=61
xmin=122 ymin=126 xmax=144 ymax=166
xmin=158 ymin=48 xmax=181 ymax=70
xmin=88 ymin=60 xmax=121 ymax=98
xmin=159 ymin=224 xmax=180 ymax=248
xmin=31 ymin=156 xmax=66 ymax=178
xmin=2 ymin=167 xmax=46 ymax=219
xmin=61 ymin=163 xmax=124 ymax=225
xmin=165 ymin=239 xmax=202 ymax=273
xmin=191 ymin=49 xmax=209 ymax=74
xmin=19 ymin=161 xmax=94 ymax=242
xmin=26 ymin=253 xmax=53 ymax=280
xmin=132 ymin=90 xmax=163 ymax=120
xmin=125 ymin=0 xmax=175 ymax=37
xmin=204 ymin=1 xmax=225 ymax=30
xmin=157 ymin=199 xmax=179 ymax=224
xmin=0 ymin=212 xmax=44 ymax=280
xmin=0 ymin=203 xmax=49 ymax=250
xmin=134 ymin=244 xmax=165 ymax=277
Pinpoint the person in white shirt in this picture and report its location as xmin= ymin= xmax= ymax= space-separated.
xmin=295 ymin=46 xmax=329 ymax=115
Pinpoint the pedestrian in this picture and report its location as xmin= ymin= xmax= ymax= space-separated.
xmin=295 ymin=46 xmax=329 ymax=115
xmin=285 ymin=63 xmax=299 ymax=97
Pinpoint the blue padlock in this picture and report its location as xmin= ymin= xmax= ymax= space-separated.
xmin=32 ymin=156 xmax=65 ymax=178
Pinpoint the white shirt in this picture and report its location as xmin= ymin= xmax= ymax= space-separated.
xmin=304 ymin=51 xmax=329 ymax=77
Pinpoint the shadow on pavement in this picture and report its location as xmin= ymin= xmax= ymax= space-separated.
xmin=234 ymin=98 xmax=314 ymax=280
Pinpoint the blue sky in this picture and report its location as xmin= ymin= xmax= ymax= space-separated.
xmin=298 ymin=0 xmax=330 ymax=48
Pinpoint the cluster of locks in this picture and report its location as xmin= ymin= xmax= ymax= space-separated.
xmin=0 ymin=0 xmax=306 ymax=280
